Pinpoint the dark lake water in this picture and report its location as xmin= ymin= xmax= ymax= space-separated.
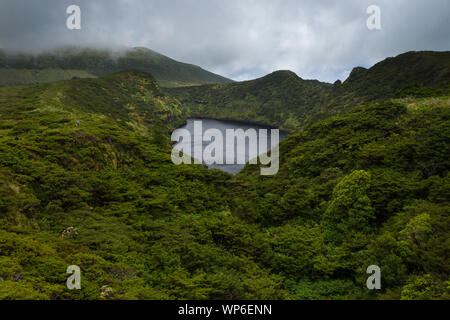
xmin=174 ymin=118 xmax=288 ymax=174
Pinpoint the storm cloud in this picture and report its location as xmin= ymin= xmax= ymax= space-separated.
xmin=0 ymin=0 xmax=449 ymax=82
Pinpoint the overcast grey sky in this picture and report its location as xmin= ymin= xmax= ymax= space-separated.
xmin=0 ymin=0 xmax=449 ymax=82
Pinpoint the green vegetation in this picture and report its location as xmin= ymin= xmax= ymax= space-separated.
xmin=0 ymin=68 xmax=96 ymax=87
xmin=236 ymin=98 xmax=449 ymax=300
xmin=168 ymin=51 xmax=450 ymax=131
xmin=0 ymin=51 xmax=449 ymax=300
xmin=0 ymin=46 xmax=232 ymax=88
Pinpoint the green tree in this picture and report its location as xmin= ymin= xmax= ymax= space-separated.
xmin=322 ymin=170 xmax=375 ymax=243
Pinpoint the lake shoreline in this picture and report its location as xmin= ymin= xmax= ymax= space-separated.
xmin=171 ymin=116 xmax=290 ymax=137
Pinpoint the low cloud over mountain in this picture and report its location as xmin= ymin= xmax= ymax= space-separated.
xmin=0 ymin=0 xmax=449 ymax=82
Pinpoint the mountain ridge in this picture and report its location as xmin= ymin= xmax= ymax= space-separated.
xmin=0 ymin=46 xmax=232 ymax=88
xmin=168 ymin=50 xmax=450 ymax=130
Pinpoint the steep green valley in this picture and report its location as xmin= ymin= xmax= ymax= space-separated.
xmin=0 ymin=51 xmax=449 ymax=300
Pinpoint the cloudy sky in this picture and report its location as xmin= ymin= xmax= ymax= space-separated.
xmin=0 ymin=0 xmax=449 ymax=82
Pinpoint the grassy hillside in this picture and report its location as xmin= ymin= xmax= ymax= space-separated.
xmin=0 ymin=69 xmax=96 ymax=87
xmin=343 ymin=51 xmax=450 ymax=99
xmin=235 ymin=96 xmax=449 ymax=300
xmin=168 ymin=70 xmax=332 ymax=130
xmin=168 ymin=51 xmax=450 ymax=130
xmin=0 ymin=47 xmax=232 ymax=88
xmin=0 ymin=54 xmax=449 ymax=300
xmin=0 ymin=71 xmax=282 ymax=299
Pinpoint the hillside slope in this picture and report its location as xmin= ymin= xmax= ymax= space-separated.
xmin=168 ymin=51 xmax=450 ymax=130
xmin=0 ymin=71 xmax=283 ymax=299
xmin=233 ymin=96 xmax=449 ymax=300
xmin=168 ymin=70 xmax=332 ymax=130
xmin=0 ymin=60 xmax=448 ymax=300
xmin=0 ymin=46 xmax=232 ymax=88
